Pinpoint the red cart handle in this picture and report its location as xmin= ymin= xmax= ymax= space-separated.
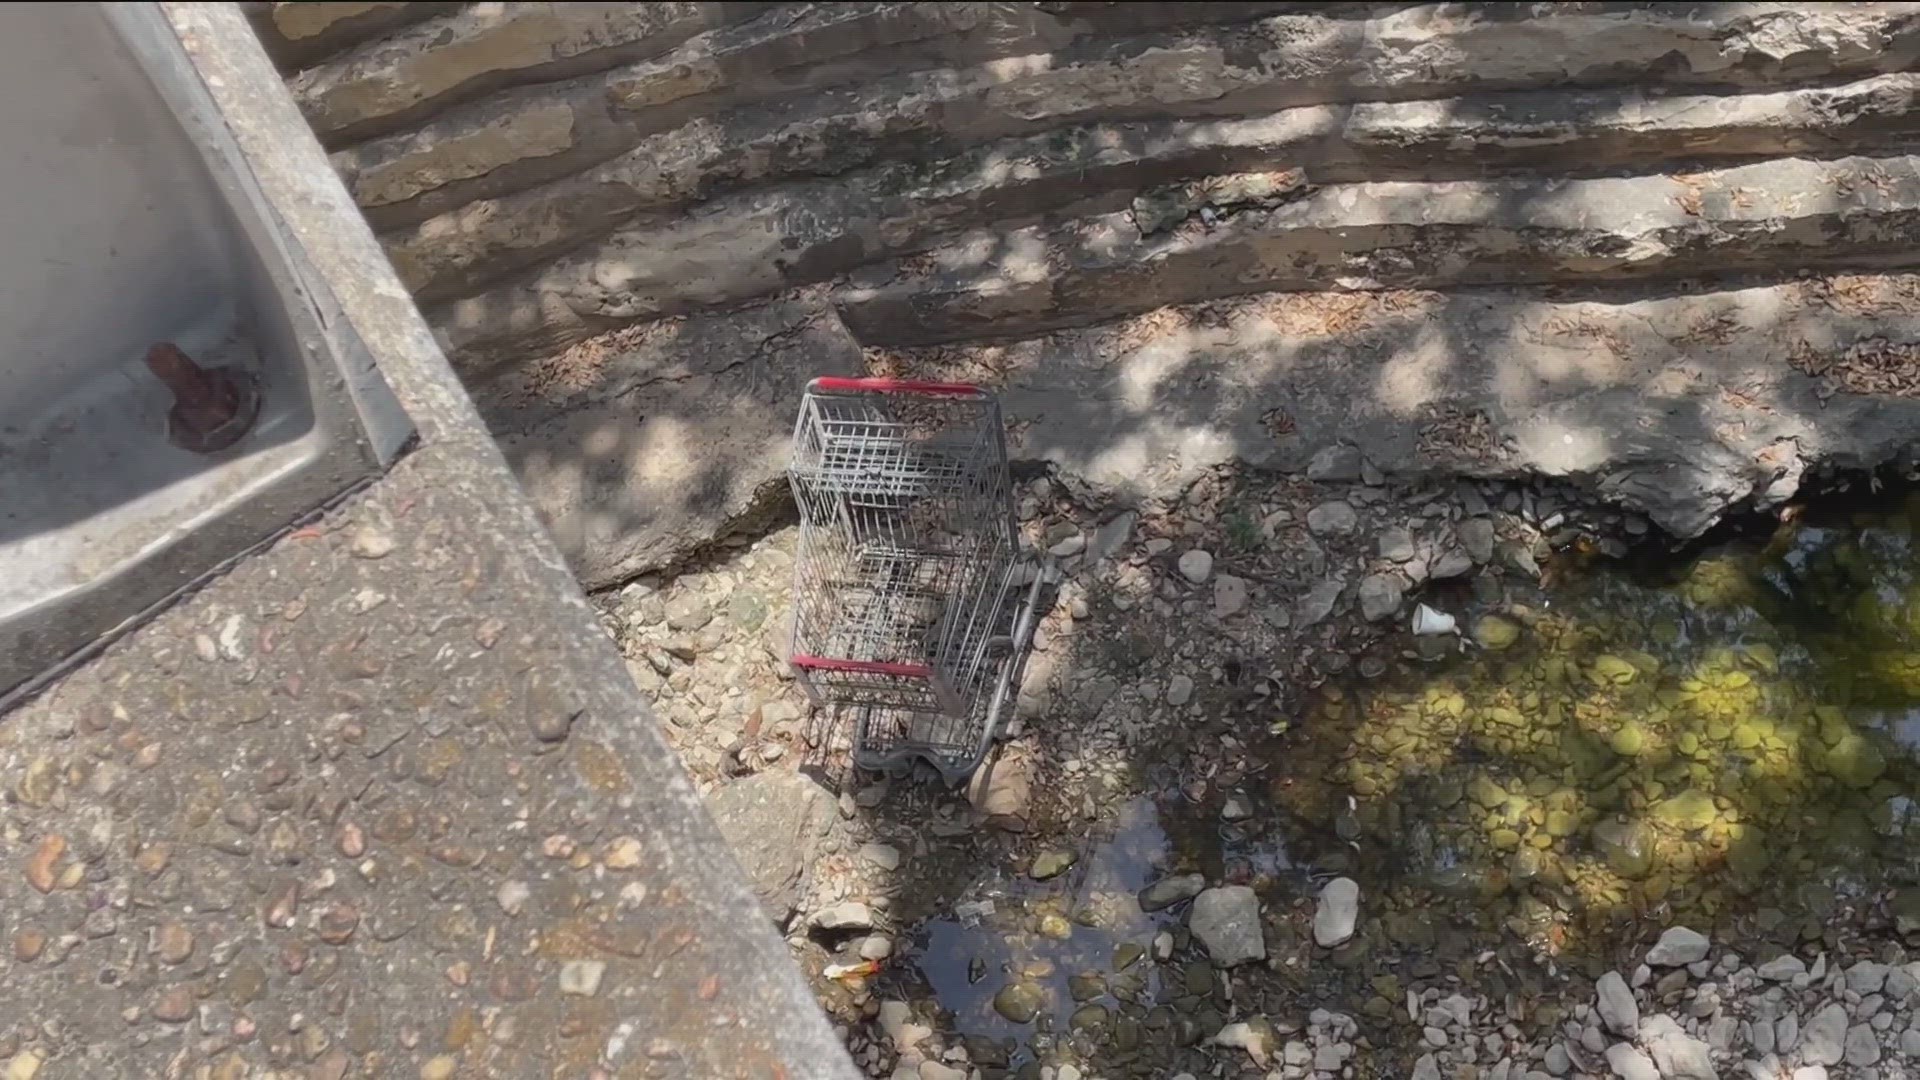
xmin=809 ymin=376 xmax=985 ymax=397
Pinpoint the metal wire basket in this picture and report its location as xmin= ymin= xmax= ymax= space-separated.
xmin=787 ymin=377 xmax=1044 ymax=780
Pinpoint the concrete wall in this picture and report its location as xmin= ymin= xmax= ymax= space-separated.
xmin=251 ymin=1 xmax=1920 ymax=580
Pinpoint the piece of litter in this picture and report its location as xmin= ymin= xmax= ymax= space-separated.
xmin=1411 ymin=604 xmax=1457 ymax=636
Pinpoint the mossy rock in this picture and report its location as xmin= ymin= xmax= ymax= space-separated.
xmin=1469 ymin=774 xmax=1507 ymax=810
xmin=1610 ymin=724 xmax=1648 ymax=757
xmin=1031 ymin=849 xmax=1077 ymax=880
xmin=993 ymin=982 xmax=1049 ymax=1024
xmin=1591 ymin=817 xmax=1656 ymax=879
xmin=1822 ymin=733 xmax=1887 ymax=787
xmin=1590 ymin=655 xmax=1638 ymax=685
xmin=1653 ymin=788 xmax=1719 ymax=831
xmin=1038 ymin=913 xmax=1074 ymax=940
xmin=1069 ymin=1003 xmax=1111 ymax=1036
xmin=1475 ymin=616 xmax=1521 ymax=651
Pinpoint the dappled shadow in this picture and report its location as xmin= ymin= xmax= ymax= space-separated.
xmin=293 ymin=5 xmax=1920 ymax=1076
xmin=490 ymin=87 xmax=1920 ymax=1075
xmin=771 ymin=476 xmax=1920 ymax=1079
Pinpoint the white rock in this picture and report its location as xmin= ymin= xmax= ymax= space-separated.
xmin=918 ymin=1062 xmax=966 ymax=1080
xmin=860 ymin=935 xmax=894 ymax=961
xmin=1411 ymin=1053 xmax=1442 ymax=1080
xmin=1638 ymin=1014 xmax=1715 ymax=1079
xmin=1378 ymin=526 xmax=1417 ymax=562
xmin=1604 ymin=1043 xmax=1659 ymax=1080
xmin=860 ymin=843 xmax=902 ymax=871
xmin=1847 ymin=961 xmax=1889 ymax=995
xmin=495 ymin=880 xmax=530 ymax=916
xmin=1646 ymin=927 xmax=1710 ymax=966
xmin=1177 ymin=548 xmax=1214 ymax=583
xmin=1293 ymin=574 xmax=1345 ymax=627
xmin=1801 ymin=1003 xmax=1849 ymax=1066
xmin=1306 ymin=501 xmax=1359 ymax=536
xmin=1791 ymin=1068 xmax=1829 ymax=1080
xmin=349 ymin=526 xmax=394 ymax=559
xmin=812 ymin=902 xmax=875 ymax=931
xmin=1357 ymin=573 xmax=1404 ymax=621
xmin=1543 ymin=1042 xmax=1570 ymax=1075
xmin=1211 ymin=1021 xmax=1272 ymax=1067
xmin=1886 ymin=966 xmax=1917 ymax=1000
xmin=1212 ymin=574 xmax=1248 ymax=618
xmin=559 ymin=959 xmax=607 ymax=997
xmin=1313 ymin=877 xmax=1360 ymax=948
xmin=1165 ymin=674 xmax=1195 ymax=707
xmin=1459 ymin=517 xmax=1496 ymax=562
xmin=1756 ymin=955 xmax=1807 ymax=981
xmin=1595 ymin=971 xmax=1639 ymax=1037
xmin=1189 ymin=886 xmax=1264 ymax=967
xmin=1845 ymin=1023 xmax=1882 ymax=1067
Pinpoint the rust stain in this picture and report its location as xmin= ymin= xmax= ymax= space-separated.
xmin=573 ymin=739 xmax=630 ymax=792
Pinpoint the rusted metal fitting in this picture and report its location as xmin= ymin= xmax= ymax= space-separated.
xmin=144 ymin=342 xmax=260 ymax=453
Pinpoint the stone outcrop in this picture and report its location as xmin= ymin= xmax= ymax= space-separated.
xmin=864 ymin=274 xmax=1920 ymax=537
xmin=480 ymin=295 xmax=862 ymax=586
xmin=263 ymin=2 xmax=1920 ymax=576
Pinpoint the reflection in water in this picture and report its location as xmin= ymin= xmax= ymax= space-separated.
xmin=900 ymin=795 xmax=1312 ymax=1066
xmin=900 ymin=497 xmax=1920 ymax=1072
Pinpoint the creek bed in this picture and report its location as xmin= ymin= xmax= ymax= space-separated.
xmin=880 ymin=496 xmax=1920 ymax=1076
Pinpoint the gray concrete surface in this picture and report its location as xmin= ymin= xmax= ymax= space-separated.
xmin=0 ymin=6 xmax=856 ymax=1077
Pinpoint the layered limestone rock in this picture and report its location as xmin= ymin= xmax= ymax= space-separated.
xmin=263 ymin=1 xmax=1920 ymax=574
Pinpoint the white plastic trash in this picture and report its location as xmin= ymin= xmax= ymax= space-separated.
xmin=1411 ymin=604 xmax=1457 ymax=636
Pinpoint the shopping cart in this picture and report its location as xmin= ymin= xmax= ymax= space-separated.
xmin=786 ymin=377 xmax=1047 ymax=781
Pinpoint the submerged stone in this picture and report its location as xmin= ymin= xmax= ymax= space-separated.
xmin=1823 ymin=733 xmax=1887 ymax=787
xmin=1653 ymin=789 xmax=1718 ymax=831
xmin=1475 ymin=616 xmax=1520 ymax=651
xmin=1592 ymin=817 xmax=1656 ymax=879
xmin=1545 ymin=809 xmax=1577 ymax=838
xmin=1610 ymin=724 xmax=1647 ymax=757
xmin=1591 ymin=655 xmax=1637 ymax=685
xmin=993 ymin=982 xmax=1048 ymax=1024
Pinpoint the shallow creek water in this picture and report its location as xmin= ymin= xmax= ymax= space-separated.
xmin=887 ymin=499 xmax=1920 ymax=1075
